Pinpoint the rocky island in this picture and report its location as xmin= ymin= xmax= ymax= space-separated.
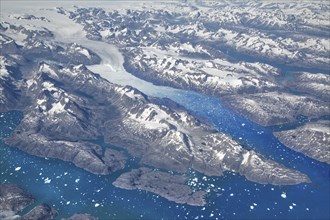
xmin=113 ymin=168 xmax=207 ymax=206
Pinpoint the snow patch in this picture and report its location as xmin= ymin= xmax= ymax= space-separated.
xmin=241 ymin=151 xmax=250 ymax=165
xmin=75 ymin=46 xmax=91 ymax=58
xmin=216 ymin=151 xmax=226 ymax=160
xmin=39 ymin=63 xmax=58 ymax=78
xmin=48 ymin=101 xmax=65 ymax=115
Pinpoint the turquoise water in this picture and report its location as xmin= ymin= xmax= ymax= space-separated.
xmin=1 ymin=90 xmax=329 ymax=219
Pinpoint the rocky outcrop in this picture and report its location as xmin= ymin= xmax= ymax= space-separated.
xmin=5 ymin=133 xmax=127 ymax=175
xmin=274 ymin=120 xmax=330 ymax=164
xmin=285 ymin=72 xmax=330 ymax=103
xmin=222 ymin=92 xmax=329 ymax=127
xmin=113 ymin=168 xmax=207 ymax=206
xmin=123 ymin=48 xmax=281 ymax=98
xmin=63 ymin=213 xmax=97 ymax=220
xmin=0 ymin=184 xmax=99 ymax=220
xmin=239 ymin=151 xmax=312 ymax=185
xmin=0 ymin=33 xmax=21 ymax=54
xmin=21 ymin=203 xmax=58 ymax=220
xmin=0 ymin=184 xmax=57 ymax=220
xmin=0 ymin=184 xmax=34 ymax=213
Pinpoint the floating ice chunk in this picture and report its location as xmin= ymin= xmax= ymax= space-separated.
xmin=230 ymin=193 xmax=234 ymax=196
xmin=15 ymin=167 xmax=21 ymax=171
xmin=95 ymin=203 xmax=100 ymax=207
xmin=64 ymin=172 xmax=68 ymax=175
xmin=44 ymin=177 xmax=51 ymax=184
xmin=281 ymin=193 xmax=287 ymax=198
xmin=241 ymin=123 xmax=245 ymax=126
xmin=292 ymin=203 xmax=296 ymax=206
xmin=75 ymin=178 xmax=80 ymax=183
xmin=66 ymin=201 xmax=70 ymax=205
xmin=210 ymin=213 xmax=214 ymax=217
xmin=289 ymin=206 xmax=293 ymax=210
xmin=250 ymin=206 xmax=254 ymax=210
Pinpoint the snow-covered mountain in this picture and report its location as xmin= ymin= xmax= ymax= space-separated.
xmin=1 ymin=0 xmax=329 ymax=208
xmin=58 ymin=1 xmax=329 ymax=130
xmin=2 ymin=46 xmax=310 ymax=186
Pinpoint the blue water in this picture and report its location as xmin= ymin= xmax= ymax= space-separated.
xmin=1 ymin=90 xmax=329 ymax=219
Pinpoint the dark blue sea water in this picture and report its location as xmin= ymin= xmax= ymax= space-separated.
xmin=1 ymin=90 xmax=329 ymax=220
